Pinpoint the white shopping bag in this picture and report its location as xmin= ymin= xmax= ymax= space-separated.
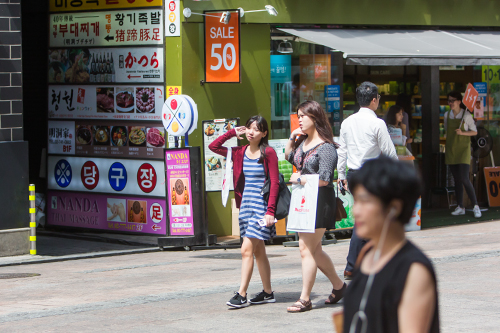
xmin=286 ymin=174 xmax=319 ymax=233
xmin=221 ymin=147 xmax=232 ymax=207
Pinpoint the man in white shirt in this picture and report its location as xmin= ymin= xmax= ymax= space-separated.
xmin=337 ymin=81 xmax=398 ymax=279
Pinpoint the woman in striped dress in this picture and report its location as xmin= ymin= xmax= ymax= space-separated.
xmin=209 ymin=115 xmax=280 ymax=308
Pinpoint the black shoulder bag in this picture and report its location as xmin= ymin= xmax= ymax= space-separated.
xmin=260 ymin=162 xmax=291 ymax=220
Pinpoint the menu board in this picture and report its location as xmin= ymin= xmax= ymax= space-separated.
xmin=48 ymin=120 xmax=165 ymax=159
xmin=50 ymin=9 xmax=163 ymax=47
xmin=48 ymin=156 xmax=165 ymax=197
xmin=47 ymin=190 xmax=167 ymax=235
xmin=49 ymin=85 xmax=164 ymax=121
xmin=50 ymin=0 xmax=163 ymax=12
xmin=165 ymin=149 xmax=194 ymax=236
xmin=48 ymin=47 xmax=163 ymax=84
xmin=202 ymin=118 xmax=238 ymax=192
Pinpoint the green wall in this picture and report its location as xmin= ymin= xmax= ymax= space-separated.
xmin=183 ymin=0 xmax=500 ymax=26
xmin=179 ymin=23 xmax=271 ymax=236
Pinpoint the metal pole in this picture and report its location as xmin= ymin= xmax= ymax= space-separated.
xmin=29 ymin=184 xmax=36 ymax=255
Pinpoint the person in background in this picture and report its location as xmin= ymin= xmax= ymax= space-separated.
xmin=209 ymin=115 xmax=280 ymax=308
xmin=385 ymin=105 xmax=407 ymax=147
xmin=396 ymin=93 xmax=413 ymax=151
xmin=337 ymin=81 xmax=398 ymax=281
xmin=284 ymin=100 xmax=346 ymax=312
xmin=343 ymin=156 xmax=439 ymax=333
xmin=445 ymin=91 xmax=481 ymax=218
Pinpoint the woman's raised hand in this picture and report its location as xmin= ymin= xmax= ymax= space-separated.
xmin=235 ymin=126 xmax=246 ymax=140
xmin=290 ymin=127 xmax=305 ymax=139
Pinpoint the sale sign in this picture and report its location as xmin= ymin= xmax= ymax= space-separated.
xmin=463 ymin=83 xmax=479 ymax=111
xmin=204 ymin=10 xmax=240 ymax=83
xmin=484 ymin=167 xmax=500 ymax=207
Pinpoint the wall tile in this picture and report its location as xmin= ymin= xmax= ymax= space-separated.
xmin=0 ymin=86 xmax=22 ymax=100
xmin=11 ymin=127 xmax=22 ymax=140
xmin=0 ymin=4 xmax=21 ymax=17
xmin=1 ymin=114 xmax=22 ymax=127
xmin=0 ymin=100 xmax=10 ymax=114
xmin=0 ymin=31 xmax=21 ymax=45
xmin=11 ymin=73 xmax=21 ymax=86
xmin=11 ymin=100 xmax=21 ymax=113
xmin=10 ymin=45 xmax=20 ymax=58
xmin=0 ymin=128 xmax=12 ymax=141
xmin=0 ymin=59 xmax=21 ymax=72
xmin=9 ymin=18 xmax=21 ymax=31
xmin=0 ymin=18 xmax=9 ymax=31
xmin=0 ymin=45 xmax=9 ymax=58
xmin=0 ymin=73 xmax=9 ymax=86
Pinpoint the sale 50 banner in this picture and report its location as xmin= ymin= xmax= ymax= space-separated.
xmin=48 ymin=156 xmax=165 ymax=197
xmin=204 ymin=10 xmax=240 ymax=83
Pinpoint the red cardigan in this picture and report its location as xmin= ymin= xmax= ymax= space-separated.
xmin=208 ymin=128 xmax=280 ymax=217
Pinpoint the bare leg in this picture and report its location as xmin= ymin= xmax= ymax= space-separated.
xmin=298 ymin=229 xmax=326 ymax=301
xmin=253 ymin=238 xmax=272 ymax=294
xmin=238 ymin=237 xmax=255 ymax=297
xmin=313 ymin=238 xmax=344 ymax=290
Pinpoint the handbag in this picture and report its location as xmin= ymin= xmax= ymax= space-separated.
xmin=260 ymin=162 xmax=291 ymax=221
xmin=335 ymin=186 xmax=347 ymax=222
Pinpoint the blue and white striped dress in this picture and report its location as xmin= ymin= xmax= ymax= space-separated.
xmin=238 ymin=155 xmax=276 ymax=240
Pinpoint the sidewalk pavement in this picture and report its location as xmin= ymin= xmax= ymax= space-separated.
xmin=0 ymin=221 xmax=499 ymax=332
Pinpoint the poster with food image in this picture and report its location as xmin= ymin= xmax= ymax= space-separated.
xmin=48 ymin=48 xmax=90 ymax=84
xmin=127 ymin=200 xmax=147 ymax=223
xmin=136 ymin=87 xmax=156 ymax=113
xmin=128 ymin=126 xmax=147 ymax=146
xmin=96 ymin=87 xmax=114 ymax=113
xmin=93 ymin=126 xmax=110 ymax=145
xmin=48 ymin=85 xmax=164 ymax=121
xmin=146 ymin=127 xmax=165 ymax=148
xmin=115 ymin=87 xmax=135 ymax=113
xmin=202 ymin=119 xmax=239 ymax=192
xmin=107 ymin=198 xmax=126 ymax=222
xmin=111 ymin=126 xmax=128 ymax=147
xmin=76 ymin=125 xmax=92 ymax=146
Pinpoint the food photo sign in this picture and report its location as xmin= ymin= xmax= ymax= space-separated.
xmin=48 ymin=85 xmax=164 ymax=121
xmin=202 ymin=118 xmax=238 ymax=192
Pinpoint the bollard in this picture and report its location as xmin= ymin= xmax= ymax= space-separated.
xmin=29 ymin=184 xmax=36 ymax=255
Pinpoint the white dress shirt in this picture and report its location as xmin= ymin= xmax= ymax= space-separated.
xmin=337 ymin=107 xmax=398 ymax=179
xmin=444 ymin=109 xmax=477 ymax=132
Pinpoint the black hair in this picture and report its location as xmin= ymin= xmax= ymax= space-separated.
xmin=356 ymin=81 xmax=379 ymax=107
xmin=447 ymin=90 xmax=467 ymax=110
xmin=245 ymin=115 xmax=269 ymax=164
xmin=385 ymin=105 xmax=404 ymax=127
xmin=350 ymin=156 xmax=422 ymax=225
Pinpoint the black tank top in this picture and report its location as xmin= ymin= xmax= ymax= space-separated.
xmin=343 ymin=241 xmax=440 ymax=333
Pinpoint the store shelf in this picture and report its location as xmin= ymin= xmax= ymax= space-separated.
xmin=412 ymin=116 xmax=444 ymax=120
xmin=412 ymin=95 xmax=449 ymax=99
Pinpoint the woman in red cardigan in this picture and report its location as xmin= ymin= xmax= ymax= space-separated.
xmin=209 ymin=115 xmax=280 ymax=308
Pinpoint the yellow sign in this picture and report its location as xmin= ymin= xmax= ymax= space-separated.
xmin=482 ymin=66 xmax=500 ymax=83
xmin=50 ymin=0 xmax=163 ymax=12
xmin=167 ymin=86 xmax=181 ymax=96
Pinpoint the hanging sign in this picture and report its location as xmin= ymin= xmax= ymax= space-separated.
xmin=50 ymin=9 xmax=163 ymax=47
xmin=204 ymin=10 xmax=240 ymax=83
xmin=463 ymin=83 xmax=479 ymax=111
xmin=162 ymin=95 xmax=198 ymax=137
xmin=49 ymin=0 xmax=163 ymax=12
xmin=165 ymin=0 xmax=180 ymax=37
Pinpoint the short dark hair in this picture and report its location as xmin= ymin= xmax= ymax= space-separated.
xmin=350 ymin=156 xmax=422 ymax=225
xmin=356 ymin=81 xmax=379 ymax=107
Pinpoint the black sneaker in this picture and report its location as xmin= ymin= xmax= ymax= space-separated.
xmin=226 ymin=292 xmax=249 ymax=308
xmin=249 ymin=290 xmax=276 ymax=304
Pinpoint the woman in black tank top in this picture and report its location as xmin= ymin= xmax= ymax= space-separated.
xmin=343 ymin=157 xmax=439 ymax=333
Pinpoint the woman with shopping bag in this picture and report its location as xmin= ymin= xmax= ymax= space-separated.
xmin=284 ymin=101 xmax=346 ymax=313
xmin=209 ymin=115 xmax=280 ymax=308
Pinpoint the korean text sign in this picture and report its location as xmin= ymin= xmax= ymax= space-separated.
xmin=204 ymin=10 xmax=240 ymax=83
xmin=50 ymin=0 xmax=163 ymax=12
xmin=166 ymin=149 xmax=194 ymax=236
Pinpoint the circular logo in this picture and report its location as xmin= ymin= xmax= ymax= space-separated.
xmin=137 ymin=163 xmax=157 ymax=193
xmin=162 ymin=96 xmax=195 ymax=137
xmin=108 ymin=162 xmax=127 ymax=192
xmin=55 ymin=159 xmax=72 ymax=188
xmin=81 ymin=161 xmax=99 ymax=190
xmin=169 ymin=12 xmax=176 ymax=22
xmin=150 ymin=203 xmax=163 ymax=223
xmin=169 ymin=1 xmax=176 ymax=11
xmin=169 ymin=23 xmax=176 ymax=34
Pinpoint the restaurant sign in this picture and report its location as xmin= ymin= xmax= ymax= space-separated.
xmin=48 ymin=85 xmax=164 ymax=121
xmin=50 ymin=9 xmax=163 ymax=47
xmin=50 ymin=0 xmax=163 ymax=12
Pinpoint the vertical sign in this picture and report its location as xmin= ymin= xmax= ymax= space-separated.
xmin=165 ymin=0 xmax=180 ymax=37
xmin=166 ymin=149 xmax=194 ymax=235
xmin=463 ymin=83 xmax=479 ymax=111
xmin=204 ymin=10 xmax=240 ymax=83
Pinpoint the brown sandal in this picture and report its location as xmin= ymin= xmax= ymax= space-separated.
xmin=287 ymin=299 xmax=312 ymax=312
xmin=325 ymin=282 xmax=347 ymax=304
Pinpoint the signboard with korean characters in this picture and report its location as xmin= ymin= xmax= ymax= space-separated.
xmin=48 ymin=156 xmax=165 ymax=197
xmin=50 ymin=9 xmax=163 ymax=47
xmin=48 ymin=120 xmax=166 ymax=159
xmin=50 ymin=0 xmax=163 ymax=12
xmin=48 ymin=85 xmax=164 ymax=121
xmin=48 ymin=47 xmax=163 ymax=84
xmin=165 ymin=0 xmax=180 ymax=37
xmin=202 ymin=118 xmax=239 ymax=192
xmin=46 ymin=190 xmax=167 ymax=235
xmin=204 ymin=10 xmax=240 ymax=83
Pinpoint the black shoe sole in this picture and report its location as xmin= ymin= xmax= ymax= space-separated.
xmin=249 ymin=299 xmax=276 ymax=304
xmin=226 ymin=301 xmax=249 ymax=308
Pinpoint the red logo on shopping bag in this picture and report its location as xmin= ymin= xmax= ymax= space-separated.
xmin=301 ymin=196 xmax=306 ymax=205
xmin=295 ymin=196 xmax=309 ymax=212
